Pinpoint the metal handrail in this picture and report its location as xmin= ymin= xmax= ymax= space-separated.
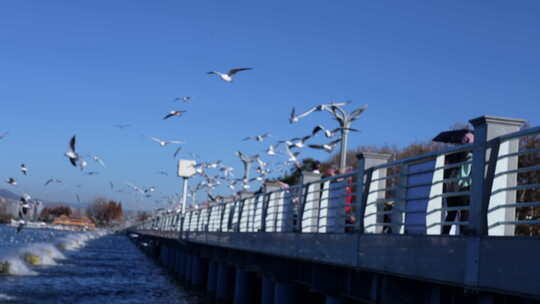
xmin=132 ymin=125 xmax=540 ymax=238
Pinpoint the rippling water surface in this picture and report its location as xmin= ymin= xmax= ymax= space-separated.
xmin=0 ymin=225 xmax=194 ymax=304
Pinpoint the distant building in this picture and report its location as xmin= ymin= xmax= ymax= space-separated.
xmin=0 ymin=197 xmax=19 ymax=218
xmin=52 ymin=215 xmax=96 ymax=229
xmin=0 ymin=197 xmax=44 ymax=221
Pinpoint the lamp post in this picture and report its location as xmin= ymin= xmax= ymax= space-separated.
xmin=236 ymin=151 xmax=257 ymax=189
xmin=181 ymin=177 xmax=189 ymax=213
xmin=325 ymin=103 xmax=368 ymax=173
xmin=178 ymin=159 xmax=196 ymax=214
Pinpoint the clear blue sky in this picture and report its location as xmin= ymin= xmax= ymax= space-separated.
xmin=0 ymin=1 xmax=539 ymax=210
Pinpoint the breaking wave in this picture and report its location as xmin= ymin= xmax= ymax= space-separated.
xmin=0 ymin=230 xmax=107 ymax=275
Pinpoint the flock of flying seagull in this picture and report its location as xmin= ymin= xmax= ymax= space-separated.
xmin=1 ymin=66 xmax=367 ymax=224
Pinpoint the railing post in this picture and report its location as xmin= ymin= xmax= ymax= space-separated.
xmin=469 ymin=116 xmax=525 ymax=236
xmin=392 ymin=163 xmax=408 ymax=234
xmin=218 ymin=200 xmax=227 ymax=232
xmin=179 ymin=215 xmax=184 ymax=237
xmin=263 ymin=182 xmax=283 ymax=232
xmin=300 ymin=171 xmax=321 ymax=232
xmin=356 ymin=152 xmax=392 ymax=234
xmin=237 ymin=191 xmax=252 ymax=232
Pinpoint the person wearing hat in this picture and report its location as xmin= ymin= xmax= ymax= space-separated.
xmin=433 ymin=129 xmax=474 ymax=235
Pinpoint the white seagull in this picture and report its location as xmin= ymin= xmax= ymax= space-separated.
xmin=79 ymin=158 xmax=88 ymax=171
xmin=242 ymin=133 xmax=271 ymax=142
xmin=312 ymin=125 xmax=358 ymax=138
xmin=348 ymin=104 xmax=369 ymax=121
xmin=148 ymin=137 xmax=184 ymax=147
xmin=308 ymin=139 xmax=342 ymax=153
xmin=291 ymin=135 xmax=311 ymax=148
xmin=289 ymin=107 xmax=318 ymax=124
xmin=284 ymin=146 xmax=301 ymax=168
xmin=6 ymin=178 xmax=17 ymax=186
xmin=206 ymin=161 xmax=222 ymax=169
xmin=265 ymin=144 xmax=280 ymax=156
xmin=163 ymin=110 xmax=186 ymax=120
xmin=144 ymin=186 xmax=156 ymax=194
xmin=220 ymin=166 xmax=234 ymax=178
xmin=44 ymin=178 xmax=62 ymax=186
xmin=173 ymin=96 xmax=191 ymax=103
xmin=64 ymin=135 xmax=80 ymax=167
xmin=279 ymin=136 xmax=311 ymax=149
xmin=20 ymin=164 xmax=28 ymax=176
xmin=91 ymin=155 xmax=106 ymax=168
xmin=126 ymin=182 xmax=144 ymax=194
xmin=207 ymin=68 xmax=253 ymax=83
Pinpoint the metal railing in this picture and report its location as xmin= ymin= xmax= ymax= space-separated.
xmin=135 ymin=120 xmax=540 ymax=237
xmin=486 ymin=125 xmax=540 ymax=236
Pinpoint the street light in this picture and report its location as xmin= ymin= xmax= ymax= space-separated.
xmin=325 ymin=103 xmax=368 ymax=173
xmin=235 ymin=151 xmax=258 ymax=189
xmin=178 ymin=159 xmax=196 ymax=213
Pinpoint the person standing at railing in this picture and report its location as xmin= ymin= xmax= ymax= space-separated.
xmin=323 ymin=167 xmax=355 ymax=231
xmin=435 ymin=130 xmax=474 ymax=235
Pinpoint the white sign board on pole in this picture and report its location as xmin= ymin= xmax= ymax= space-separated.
xmin=178 ymin=159 xmax=196 ymax=178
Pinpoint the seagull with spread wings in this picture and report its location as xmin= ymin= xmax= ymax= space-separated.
xmin=284 ymin=146 xmax=301 ymax=168
xmin=163 ymin=110 xmax=186 ymax=120
xmin=220 ymin=166 xmax=234 ymax=178
xmin=173 ymin=96 xmax=191 ymax=103
xmin=312 ymin=125 xmax=358 ymax=138
xmin=126 ymin=182 xmax=144 ymax=194
xmin=308 ymin=139 xmax=342 ymax=153
xmin=265 ymin=144 xmax=281 ymax=156
xmin=44 ymin=178 xmax=62 ymax=186
xmin=279 ymin=136 xmax=311 ymax=149
xmin=236 ymin=151 xmax=259 ymax=180
xmin=64 ymin=135 xmax=80 ymax=167
xmin=242 ymin=133 xmax=271 ymax=142
xmin=148 ymin=136 xmax=184 ymax=147
xmin=91 ymin=155 xmax=106 ymax=168
xmin=20 ymin=164 xmax=28 ymax=176
xmin=289 ymin=107 xmax=319 ymax=124
xmin=208 ymin=68 xmax=253 ymax=82
xmin=144 ymin=186 xmax=156 ymax=194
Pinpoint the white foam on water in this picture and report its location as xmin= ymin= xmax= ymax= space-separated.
xmin=0 ymin=256 xmax=37 ymax=276
xmin=55 ymin=232 xmax=98 ymax=251
xmin=0 ymin=228 xmax=110 ymax=277
xmin=18 ymin=243 xmax=66 ymax=266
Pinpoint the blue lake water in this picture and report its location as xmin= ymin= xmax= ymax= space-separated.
xmin=0 ymin=225 xmax=196 ymax=304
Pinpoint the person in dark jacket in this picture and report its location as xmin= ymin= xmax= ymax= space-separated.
xmin=440 ymin=130 xmax=474 ymax=234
